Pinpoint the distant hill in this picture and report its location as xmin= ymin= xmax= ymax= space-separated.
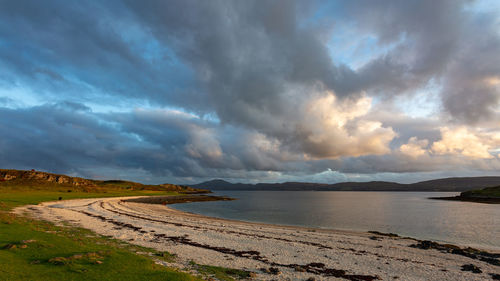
xmin=0 ymin=169 xmax=207 ymax=193
xmin=190 ymin=177 xmax=500 ymax=192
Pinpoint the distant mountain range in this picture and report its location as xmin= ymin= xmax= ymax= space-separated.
xmin=190 ymin=177 xmax=500 ymax=192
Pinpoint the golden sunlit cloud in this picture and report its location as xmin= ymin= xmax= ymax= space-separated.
xmin=300 ymin=91 xmax=396 ymax=159
xmin=484 ymin=76 xmax=500 ymax=86
xmin=400 ymin=137 xmax=429 ymax=158
xmin=431 ymin=127 xmax=498 ymax=159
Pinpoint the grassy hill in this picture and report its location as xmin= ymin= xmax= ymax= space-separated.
xmin=0 ymin=169 xmax=207 ymax=194
xmin=460 ymin=185 xmax=500 ymax=199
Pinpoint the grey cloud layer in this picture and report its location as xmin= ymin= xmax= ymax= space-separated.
xmin=1 ymin=103 xmax=498 ymax=184
xmin=340 ymin=0 xmax=500 ymax=123
xmin=2 ymin=0 xmax=498 ymax=122
xmin=0 ymin=0 xmax=499 ymax=182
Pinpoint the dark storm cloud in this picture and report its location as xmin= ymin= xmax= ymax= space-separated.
xmin=441 ymin=13 xmax=500 ymax=123
xmin=122 ymin=0 xmax=341 ymax=125
xmin=0 ymin=103 xmax=302 ymax=181
xmin=0 ymin=0 xmax=499 ymax=183
xmin=309 ymin=0 xmax=466 ymax=97
xmin=0 ymin=0 xmax=197 ymax=107
xmin=0 ymin=103 xmax=213 ymax=179
xmin=0 ymin=104 xmax=112 ymax=174
xmin=119 ymin=0 xmax=402 ymax=160
xmin=334 ymin=0 xmax=500 ymax=122
xmin=0 ymin=103 xmax=496 ymax=183
xmin=108 ymin=108 xmax=304 ymax=173
xmin=2 ymin=0 xmax=498 ymax=123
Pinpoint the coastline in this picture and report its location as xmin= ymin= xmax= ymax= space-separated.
xmin=15 ymin=195 xmax=500 ymax=280
xmin=124 ymin=194 xmax=236 ymax=205
xmin=430 ymin=196 xmax=500 ymax=204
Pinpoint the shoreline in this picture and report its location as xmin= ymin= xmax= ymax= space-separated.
xmin=166 ymin=203 xmax=500 ymax=254
xmin=430 ymin=196 xmax=500 ymax=204
xmin=154 ymin=193 xmax=499 ymax=251
xmin=15 ymin=196 xmax=500 ymax=280
xmin=125 ymin=195 xmax=374 ymax=237
xmin=168 ymin=203 xmax=500 ymax=252
xmin=124 ymin=194 xmax=236 ymax=205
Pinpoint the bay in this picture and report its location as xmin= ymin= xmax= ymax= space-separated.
xmin=170 ymin=191 xmax=500 ymax=250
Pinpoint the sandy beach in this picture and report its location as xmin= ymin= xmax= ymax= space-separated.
xmin=15 ymin=196 xmax=499 ymax=281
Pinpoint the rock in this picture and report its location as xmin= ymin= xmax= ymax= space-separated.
xmin=294 ymin=266 xmax=306 ymax=272
xmin=83 ymin=252 xmax=102 ymax=259
xmin=21 ymin=239 xmax=36 ymax=244
xmin=417 ymin=240 xmax=432 ymax=249
xmin=260 ymin=267 xmax=271 ymax=274
xmin=57 ymin=176 xmax=69 ymax=184
xmin=480 ymin=257 xmax=500 ymax=266
xmin=490 ymin=273 xmax=500 ymax=280
xmin=452 ymin=248 xmax=477 ymax=259
xmin=49 ymin=257 xmax=69 ymax=265
xmin=269 ymin=267 xmax=281 ymax=275
xmin=308 ymin=263 xmax=325 ymax=268
xmin=260 ymin=267 xmax=281 ymax=275
xmin=248 ymin=272 xmax=257 ymax=278
xmin=3 ymin=243 xmax=17 ymax=249
xmin=4 ymin=174 xmax=16 ymax=180
xmin=0 ymin=169 xmax=96 ymax=187
xmin=409 ymin=240 xmax=500 ymax=267
xmin=461 ymin=264 xmax=482 ymax=274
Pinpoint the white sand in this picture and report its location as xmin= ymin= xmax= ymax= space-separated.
xmin=15 ymin=196 xmax=499 ymax=281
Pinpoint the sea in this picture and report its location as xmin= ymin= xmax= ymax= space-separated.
xmin=170 ymin=191 xmax=500 ymax=250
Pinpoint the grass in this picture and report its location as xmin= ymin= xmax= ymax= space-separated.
xmin=0 ymin=203 xmax=200 ymax=280
xmin=189 ymin=261 xmax=253 ymax=281
xmin=155 ymin=251 xmax=178 ymax=263
xmin=0 ymin=185 xmax=250 ymax=281
xmin=197 ymin=265 xmax=252 ymax=281
xmin=461 ymin=185 xmax=500 ymax=198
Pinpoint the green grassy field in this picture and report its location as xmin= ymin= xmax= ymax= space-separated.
xmin=0 ymin=187 xmax=249 ymax=281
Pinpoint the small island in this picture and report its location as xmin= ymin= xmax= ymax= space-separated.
xmin=431 ymin=185 xmax=500 ymax=204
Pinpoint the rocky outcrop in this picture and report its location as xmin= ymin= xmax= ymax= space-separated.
xmin=0 ymin=169 xmax=95 ymax=187
xmin=0 ymin=169 xmax=207 ymax=193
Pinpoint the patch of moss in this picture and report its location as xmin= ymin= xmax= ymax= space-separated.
xmin=190 ymin=261 xmax=252 ymax=281
xmin=155 ymin=251 xmax=177 ymax=263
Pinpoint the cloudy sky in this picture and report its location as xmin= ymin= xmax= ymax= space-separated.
xmin=1 ymin=0 xmax=500 ymax=184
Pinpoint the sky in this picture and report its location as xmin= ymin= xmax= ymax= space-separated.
xmin=1 ymin=0 xmax=500 ymax=185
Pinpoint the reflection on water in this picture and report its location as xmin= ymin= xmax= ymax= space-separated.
xmin=170 ymin=191 xmax=500 ymax=250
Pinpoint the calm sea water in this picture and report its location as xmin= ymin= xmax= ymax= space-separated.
xmin=170 ymin=191 xmax=500 ymax=250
